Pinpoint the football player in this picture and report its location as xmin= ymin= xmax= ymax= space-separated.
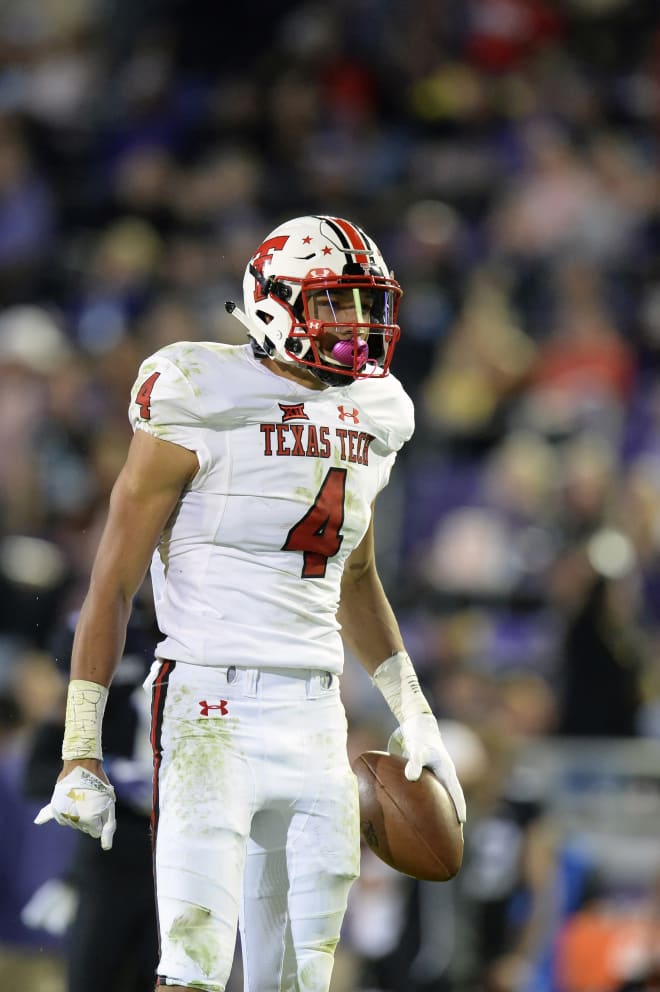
xmin=36 ymin=215 xmax=466 ymax=992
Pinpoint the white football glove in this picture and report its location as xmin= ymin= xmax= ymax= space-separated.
xmin=388 ymin=713 xmax=467 ymax=823
xmin=34 ymin=766 xmax=117 ymax=851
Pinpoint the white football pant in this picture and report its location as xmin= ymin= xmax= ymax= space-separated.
xmin=146 ymin=660 xmax=360 ymax=992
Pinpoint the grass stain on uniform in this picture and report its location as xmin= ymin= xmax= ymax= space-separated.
xmin=163 ymin=686 xmax=238 ymax=829
xmin=298 ymin=939 xmax=339 ymax=991
xmin=293 ymin=458 xmax=327 ymax=507
xmin=137 ymin=360 xmax=159 ymax=375
xmin=169 ymin=905 xmax=223 ymax=982
xmin=144 ymin=422 xmax=171 ymax=439
xmin=175 ymin=356 xmax=204 ymax=396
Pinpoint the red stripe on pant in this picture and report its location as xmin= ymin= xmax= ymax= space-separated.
xmin=150 ymin=659 xmax=175 ymax=840
xmin=150 ymin=658 xmax=175 ymax=963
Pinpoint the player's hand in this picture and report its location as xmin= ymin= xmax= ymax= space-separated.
xmin=388 ymin=713 xmax=467 ymax=823
xmin=34 ymin=765 xmax=117 ymax=850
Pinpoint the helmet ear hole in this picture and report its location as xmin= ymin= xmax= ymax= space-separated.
xmin=272 ymin=281 xmax=292 ymax=302
xmin=286 ymin=337 xmax=304 ymax=355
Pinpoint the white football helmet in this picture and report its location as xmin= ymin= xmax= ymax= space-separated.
xmin=226 ymin=215 xmax=402 ymax=386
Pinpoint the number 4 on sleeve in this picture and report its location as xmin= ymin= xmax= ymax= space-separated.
xmin=135 ymin=372 xmax=160 ymax=420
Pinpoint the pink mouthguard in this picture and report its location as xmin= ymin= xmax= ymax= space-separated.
xmin=331 ymin=339 xmax=369 ymax=368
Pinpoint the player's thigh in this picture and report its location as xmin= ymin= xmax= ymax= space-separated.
xmin=240 ymin=769 xmax=360 ymax=991
xmin=239 ymin=808 xmax=290 ymax=989
xmin=153 ymin=661 xmax=256 ymax=892
xmin=155 ymin=796 xmax=249 ymax=988
xmin=286 ymin=763 xmax=361 ymax=934
xmin=153 ymin=674 xmax=255 ymax=989
xmin=282 ymin=684 xmax=361 ymax=928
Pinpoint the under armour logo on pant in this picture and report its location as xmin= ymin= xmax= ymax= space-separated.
xmin=199 ymin=700 xmax=229 ymax=716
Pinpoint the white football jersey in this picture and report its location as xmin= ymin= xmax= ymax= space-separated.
xmin=129 ymin=342 xmax=414 ymax=673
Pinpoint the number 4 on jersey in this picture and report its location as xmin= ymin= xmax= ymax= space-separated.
xmin=283 ymin=468 xmax=347 ymax=578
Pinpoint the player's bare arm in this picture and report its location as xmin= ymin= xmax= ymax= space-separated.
xmin=338 ymin=510 xmax=405 ymax=675
xmin=70 ymin=430 xmax=199 ymax=687
xmin=340 ymin=506 xmax=467 ymax=823
xmin=35 ymin=430 xmax=198 ymax=847
xmin=67 ymin=430 xmax=198 ymax=773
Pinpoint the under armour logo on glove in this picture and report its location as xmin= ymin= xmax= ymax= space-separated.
xmin=199 ymin=700 xmax=228 ymax=716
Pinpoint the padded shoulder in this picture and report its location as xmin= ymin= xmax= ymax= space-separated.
xmin=129 ymin=341 xmax=257 ymax=433
xmin=129 ymin=344 xmax=204 ymax=439
xmin=350 ymin=371 xmax=415 ymax=453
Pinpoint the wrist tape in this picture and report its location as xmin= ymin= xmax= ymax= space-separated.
xmin=372 ymin=650 xmax=432 ymax=725
xmin=61 ymin=680 xmax=108 ymax=761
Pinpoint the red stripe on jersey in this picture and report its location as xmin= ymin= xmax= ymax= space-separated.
xmin=330 ymin=217 xmax=369 ymax=266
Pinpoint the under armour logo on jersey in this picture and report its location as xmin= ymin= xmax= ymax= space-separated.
xmin=279 ymin=402 xmax=309 ymax=422
xmin=338 ymin=406 xmax=360 ymax=424
xmin=199 ymin=700 xmax=229 ymax=717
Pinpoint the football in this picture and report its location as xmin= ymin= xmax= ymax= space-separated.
xmin=352 ymin=750 xmax=464 ymax=882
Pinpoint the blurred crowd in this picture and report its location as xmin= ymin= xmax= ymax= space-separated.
xmin=1 ymin=0 xmax=660 ymax=990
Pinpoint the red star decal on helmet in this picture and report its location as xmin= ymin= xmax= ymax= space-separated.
xmin=302 ymin=235 xmax=312 ymax=244
xmin=322 ymin=245 xmax=332 ymax=255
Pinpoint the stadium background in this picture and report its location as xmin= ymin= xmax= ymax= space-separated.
xmin=1 ymin=1 xmax=660 ymax=990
